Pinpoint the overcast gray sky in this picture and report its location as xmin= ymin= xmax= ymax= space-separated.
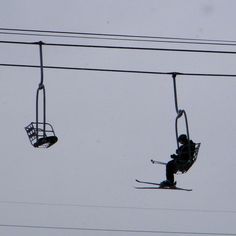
xmin=0 ymin=0 xmax=236 ymax=235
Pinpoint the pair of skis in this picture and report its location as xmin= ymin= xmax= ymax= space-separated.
xmin=135 ymin=179 xmax=192 ymax=192
xmin=135 ymin=159 xmax=192 ymax=191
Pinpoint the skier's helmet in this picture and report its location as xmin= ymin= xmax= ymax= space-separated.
xmin=178 ymin=134 xmax=188 ymax=143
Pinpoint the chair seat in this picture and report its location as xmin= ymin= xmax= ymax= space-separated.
xmin=176 ymin=143 xmax=201 ymax=174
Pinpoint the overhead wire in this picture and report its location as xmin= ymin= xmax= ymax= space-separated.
xmin=1 ymin=27 xmax=236 ymax=44
xmin=2 ymin=31 xmax=236 ymax=47
xmin=0 ymin=223 xmax=235 ymax=235
xmin=1 ymin=63 xmax=236 ymax=78
xmin=0 ymin=200 xmax=236 ymax=214
xmin=0 ymin=37 xmax=236 ymax=79
xmin=2 ymin=39 xmax=236 ymax=55
xmin=1 ymin=40 xmax=236 ymax=77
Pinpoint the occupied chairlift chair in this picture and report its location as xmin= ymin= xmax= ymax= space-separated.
xmin=152 ymin=74 xmax=200 ymax=173
xmin=172 ymin=73 xmax=200 ymax=174
xmin=25 ymin=41 xmax=58 ymax=148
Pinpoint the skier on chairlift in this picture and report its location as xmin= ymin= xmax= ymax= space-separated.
xmin=160 ymin=134 xmax=196 ymax=188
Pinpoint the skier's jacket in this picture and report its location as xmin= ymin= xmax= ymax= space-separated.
xmin=172 ymin=140 xmax=196 ymax=163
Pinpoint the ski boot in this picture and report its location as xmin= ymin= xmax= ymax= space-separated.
xmin=160 ymin=180 xmax=176 ymax=188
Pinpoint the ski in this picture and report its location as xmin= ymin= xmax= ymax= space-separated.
xmin=135 ymin=179 xmax=161 ymax=186
xmin=135 ymin=186 xmax=192 ymax=191
xmin=135 ymin=179 xmax=192 ymax=191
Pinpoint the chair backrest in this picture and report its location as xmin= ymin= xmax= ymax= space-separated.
xmin=177 ymin=143 xmax=201 ymax=174
xmin=25 ymin=122 xmax=57 ymax=148
xmin=191 ymin=143 xmax=201 ymax=163
xmin=25 ymin=123 xmax=37 ymax=142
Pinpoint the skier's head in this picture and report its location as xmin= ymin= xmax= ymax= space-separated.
xmin=178 ymin=134 xmax=188 ymax=144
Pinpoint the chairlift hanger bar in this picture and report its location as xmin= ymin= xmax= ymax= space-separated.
xmin=1 ymin=40 xmax=236 ymax=55
xmin=0 ymin=63 xmax=236 ymax=78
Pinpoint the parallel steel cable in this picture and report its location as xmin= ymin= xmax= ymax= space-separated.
xmin=36 ymin=42 xmax=236 ymax=54
xmin=0 ymin=224 xmax=235 ymax=235
xmin=2 ymin=31 xmax=236 ymax=47
xmin=1 ymin=200 xmax=236 ymax=214
xmin=1 ymin=27 xmax=236 ymax=44
xmin=1 ymin=63 xmax=236 ymax=78
xmin=2 ymin=40 xmax=236 ymax=55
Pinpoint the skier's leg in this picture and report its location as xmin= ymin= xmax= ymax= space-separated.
xmin=166 ymin=160 xmax=176 ymax=184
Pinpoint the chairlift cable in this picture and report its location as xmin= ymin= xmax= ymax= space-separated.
xmin=2 ymin=40 xmax=236 ymax=55
xmin=3 ymin=31 xmax=236 ymax=47
xmin=1 ymin=63 xmax=236 ymax=78
xmin=0 ymin=223 xmax=235 ymax=235
xmin=1 ymin=200 xmax=236 ymax=213
xmin=1 ymin=27 xmax=236 ymax=45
